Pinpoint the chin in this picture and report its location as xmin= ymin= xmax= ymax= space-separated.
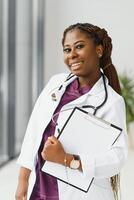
xmin=70 ymin=70 xmax=84 ymax=77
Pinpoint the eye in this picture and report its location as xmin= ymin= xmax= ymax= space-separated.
xmin=76 ymin=44 xmax=85 ymax=49
xmin=63 ymin=48 xmax=71 ymax=53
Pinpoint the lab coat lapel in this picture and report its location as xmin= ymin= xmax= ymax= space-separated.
xmin=62 ymin=76 xmax=108 ymax=109
xmin=37 ymin=75 xmax=77 ymax=133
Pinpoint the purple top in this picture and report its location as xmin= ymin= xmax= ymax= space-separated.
xmin=30 ymin=78 xmax=91 ymax=200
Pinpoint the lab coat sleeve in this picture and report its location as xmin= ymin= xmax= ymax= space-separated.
xmin=17 ymin=73 xmax=67 ymax=170
xmin=80 ymin=96 xmax=128 ymax=179
xmin=17 ymin=80 xmax=52 ymax=170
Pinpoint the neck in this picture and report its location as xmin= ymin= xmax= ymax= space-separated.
xmin=78 ymin=71 xmax=101 ymax=88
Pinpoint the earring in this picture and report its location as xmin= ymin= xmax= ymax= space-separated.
xmin=98 ymin=53 xmax=102 ymax=58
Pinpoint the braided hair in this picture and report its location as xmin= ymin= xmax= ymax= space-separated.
xmin=62 ymin=23 xmax=121 ymax=199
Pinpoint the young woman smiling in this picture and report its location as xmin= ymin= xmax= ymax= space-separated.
xmin=15 ymin=23 xmax=127 ymax=200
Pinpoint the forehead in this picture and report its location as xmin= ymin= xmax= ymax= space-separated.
xmin=63 ymin=29 xmax=92 ymax=46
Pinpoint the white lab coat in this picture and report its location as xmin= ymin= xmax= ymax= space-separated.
xmin=17 ymin=73 xmax=128 ymax=200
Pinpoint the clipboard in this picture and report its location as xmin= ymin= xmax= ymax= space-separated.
xmin=42 ymin=107 xmax=122 ymax=193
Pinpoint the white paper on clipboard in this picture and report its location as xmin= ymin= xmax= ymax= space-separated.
xmin=42 ymin=107 xmax=122 ymax=193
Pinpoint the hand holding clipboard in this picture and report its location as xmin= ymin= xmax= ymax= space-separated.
xmin=42 ymin=107 xmax=122 ymax=192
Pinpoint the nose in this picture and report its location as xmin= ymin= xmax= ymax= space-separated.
xmin=68 ymin=48 xmax=78 ymax=59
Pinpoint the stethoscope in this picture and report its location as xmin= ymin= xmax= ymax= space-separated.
xmin=51 ymin=72 xmax=108 ymax=114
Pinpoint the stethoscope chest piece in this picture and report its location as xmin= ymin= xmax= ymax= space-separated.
xmin=51 ymin=93 xmax=57 ymax=101
xmin=51 ymin=73 xmax=75 ymax=102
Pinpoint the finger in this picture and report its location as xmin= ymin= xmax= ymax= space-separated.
xmin=15 ymin=195 xmax=23 ymax=200
xmin=41 ymin=151 xmax=46 ymax=160
xmin=15 ymin=191 xmax=24 ymax=200
xmin=44 ymin=140 xmax=52 ymax=147
xmin=24 ymin=194 xmax=27 ymax=200
xmin=48 ymin=136 xmax=58 ymax=143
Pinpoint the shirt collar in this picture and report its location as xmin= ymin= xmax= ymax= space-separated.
xmin=62 ymin=73 xmax=108 ymax=96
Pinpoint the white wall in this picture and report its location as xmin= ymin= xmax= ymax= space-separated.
xmin=44 ymin=0 xmax=134 ymax=82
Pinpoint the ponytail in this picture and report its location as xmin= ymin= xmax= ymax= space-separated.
xmin=103 ymin=64 xmax=121 ymax=95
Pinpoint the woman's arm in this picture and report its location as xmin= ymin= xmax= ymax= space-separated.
xmin=15 ymin=167 xmax=31 ymax=200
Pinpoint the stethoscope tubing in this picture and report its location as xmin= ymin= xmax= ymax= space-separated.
xmin=82 ymin=72 xmax=108 ymax=115
xmin=57 ymin=72 xmax=108 ymax=116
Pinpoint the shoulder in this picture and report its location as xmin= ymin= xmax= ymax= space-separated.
xmin=107 ymin=84 xmax=125 ymax=109
xmin=37 ymin=73 xmax=69 ymax=99
xmin=45 ymin=72 xmax=69 ymax=87
xmin=32 ymin=73 xmax=69 ymax=106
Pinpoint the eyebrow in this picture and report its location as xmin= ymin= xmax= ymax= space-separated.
xmin=64 ymin=40 xmax=85 ymax=47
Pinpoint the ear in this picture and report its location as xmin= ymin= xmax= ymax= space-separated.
xmin=96 ymin=44 xmax=103 ymax=58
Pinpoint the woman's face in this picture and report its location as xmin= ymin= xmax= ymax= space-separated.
xmin=63 ymin=29 xmax=102 ymax=78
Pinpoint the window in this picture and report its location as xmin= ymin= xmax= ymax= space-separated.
xmin=0 ymin=0 xmax=45 ymax=166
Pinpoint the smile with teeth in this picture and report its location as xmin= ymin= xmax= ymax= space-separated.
xmin=70 ymin=61 xmax=83 ymax=70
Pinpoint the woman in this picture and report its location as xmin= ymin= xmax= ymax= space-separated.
xmin=15 ymin=23 xmax=128 ymax=200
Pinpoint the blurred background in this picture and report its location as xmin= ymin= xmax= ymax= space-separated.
xmin=0 ymin=0 xmax=134 ymax=199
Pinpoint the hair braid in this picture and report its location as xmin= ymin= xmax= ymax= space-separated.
xmin=62 ymin=23 xmax=121 ymax=199
xmin=96 ymin=27 xmax=121 ymax=94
